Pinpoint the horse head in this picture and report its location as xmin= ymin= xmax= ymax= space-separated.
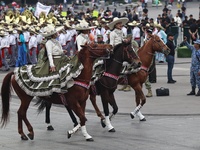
xmin=119 ymin=41 xmax=142 ymax=69
xmin=80 ymin=43 xmax=112 ymax=59
xmin=151 ymin=34 xmax=170 ymax=55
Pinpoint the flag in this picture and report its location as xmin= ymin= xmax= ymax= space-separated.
xmin=34 ymin=2 xmax=51 ymax=18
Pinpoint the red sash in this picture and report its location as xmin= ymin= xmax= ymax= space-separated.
xmin=30 ymin=47 xmax=38 ymax=56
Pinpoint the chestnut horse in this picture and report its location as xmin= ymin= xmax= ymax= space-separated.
xmin=0 ymin=43 xmax=112 ymax=142
xmin=89 ymin=34 xmax=170 ymax=127
xmin=37 ymin=42 xmax=142 ymax=133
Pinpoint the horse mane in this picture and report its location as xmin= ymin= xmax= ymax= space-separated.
xmin=137 ymin=35 xmax=154 ymax=53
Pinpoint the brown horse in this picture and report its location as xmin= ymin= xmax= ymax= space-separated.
xmin=0 ymin=43 xmax=112 ymax=142
xmin=89 ymin=41 xmax=142 ymax=132
xmin=37 ymin=41 xmax=142 ymax=133
xmin=89 ymin=34 xmax=170 ymax=127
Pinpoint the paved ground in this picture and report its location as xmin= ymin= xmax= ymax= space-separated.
xmin=0 ymin=1 xmax=200 ymax=150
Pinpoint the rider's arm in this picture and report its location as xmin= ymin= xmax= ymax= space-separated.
xmin=45 ymin=40 xmax=55 ymax=67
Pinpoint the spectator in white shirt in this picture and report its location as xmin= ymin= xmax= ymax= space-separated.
xmin=28 ymin=29 xmax=38 ymax=64
xmin=8 ymin=29 xmax=17 ymax=67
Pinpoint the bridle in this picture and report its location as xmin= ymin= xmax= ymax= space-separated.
xmin=152 ymin=35 xmax=169 ymax=55
xmin=112 ymin=43 xmax=139 ymax=65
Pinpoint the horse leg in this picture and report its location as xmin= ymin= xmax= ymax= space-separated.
xmin=18 ymin=99 xmax=34 ymax=140
xmin=108 ymin=93 xmax=118 ymax=121
xmin=45 ymin=102 xmax=54 ymax=131
xmin=136 ymin=90 xmax=146 ymax=121
xmin=89 ymin=94 xmax=106 ymax=128
xmin=100 ymin=94 xmax=115 ymax=132
xmin=130 ymin=88 xmax=146 ymax=121
xmin=65 ymin=105 xmax=78 ymax=127
xmin=67 ymin=102 xmax=93 ymax=141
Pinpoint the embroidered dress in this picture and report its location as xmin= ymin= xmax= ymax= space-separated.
xmin=14 ymin=39 xmax=83 ymax=96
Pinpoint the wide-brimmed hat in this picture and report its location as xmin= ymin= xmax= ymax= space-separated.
xmin=128 ymin=21 xmax=140 ymax=26
xmin=154 ymin=23 xmax=164 ymax=30
xmin=194 ymin=39 xmax=200 ymax=45
xmin=0 ymin=30 xmax=8 ymax=36
xmin=101 ymin=18 xmax=109 ymax=23
xmin=15 ymin=26 xmax=23 ymax=32
xmin=28 ymin=27 xmax=38 ymax=35
xmin=41 ymin=25 xmax=64 ymax=37
xmin=0 ymin=20 xmax=8 ymax=25
xmin=107 ymin=17 xmax=128 ymax=30
xmin=5 ymin=15 xmax=14 ymax=24
xmin=63 ymin=21 xmax=73 ymax=29
xmin=6 ymin=27 xmax=13 ymax=33
xmin=75 ymin=20 xmax=96 ymax=30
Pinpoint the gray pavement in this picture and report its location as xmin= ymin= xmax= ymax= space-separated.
xmin=1 ymin=1 xmax=200 ymax=150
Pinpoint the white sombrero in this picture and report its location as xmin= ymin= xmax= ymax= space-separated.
xmin=75 ymin=20 xmax=96 ymax=30
xmin=128 ymin=21 xmax=140 ymax=26
xmin=154 ymin=23 xmax=164 ymax=30
xmin=107 ymin=17 xmax=128 ymax=30
xmin=64 ymin=21 xmax=74 ymax=29
xmin=28 ymin=27 xmax=38 ymax=35
xmin=0 ymin=30 xmax=9 ymax=36
xmin=41 ymin=25 xmax=64 ymax=37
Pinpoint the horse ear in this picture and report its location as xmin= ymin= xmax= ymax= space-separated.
xmin=81 ymin=45 xmax=86 ymax=48
xmin=81 ymin=42 xmax=88 ymax=48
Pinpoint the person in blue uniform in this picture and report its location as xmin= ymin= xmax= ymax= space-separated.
xmin=182 ymin=37 xmax=200 ymax=96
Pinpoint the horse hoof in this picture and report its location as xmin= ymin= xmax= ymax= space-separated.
xmin=21 ymin=135 xmax=28 ymax=140
xmin=67 ymin=131 xmax=72 ymax=139
xmin=47 ymin=125 xmax=54 ymax=131
xmin=27 ymin=133 xmax=34 ymax=140
xmin=108 ymin=128 xmax=116 ymax=132
xmin=86 ymin=138 xmax=94 ymax=142
xmin=140 ymin=118 xmax=146 ymax=121
xmin=130 ymin=113 xmax=134 ymax=119
xmin=101 ymin=119 xmax=106 ymax=128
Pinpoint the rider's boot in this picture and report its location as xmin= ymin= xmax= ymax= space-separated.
xmin=146 ymin=89 xmax=153 ymax=97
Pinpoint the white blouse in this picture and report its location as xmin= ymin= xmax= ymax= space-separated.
xmin=45 ymin=39 xmax=63 ymax=67
xmin=109 ymin=29 xmax=124 ymax=47
xmin=76 ymin=33 xmax=90 ymax=51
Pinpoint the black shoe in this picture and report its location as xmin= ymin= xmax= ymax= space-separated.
xmin=167 ymin=80 xmax=176 ymax=84
xmin=196 ymin=90 xmax=200 ymax=96
xmin=150 ymin=80 xmax=156 ymax=83
xmin=187 ymin=91 xmax=195 ymax=95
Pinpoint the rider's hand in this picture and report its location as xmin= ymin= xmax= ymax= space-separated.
xmin=50 ymin=66 xmax=56 ymax=72
xmin=63 ymin=50 xmax=67 ymax=54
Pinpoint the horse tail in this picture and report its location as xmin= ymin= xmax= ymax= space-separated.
xmin=34 ymin=98 xmax=47 ymax=114
xmin=1 ymin=71 xmax=14 ymax=127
